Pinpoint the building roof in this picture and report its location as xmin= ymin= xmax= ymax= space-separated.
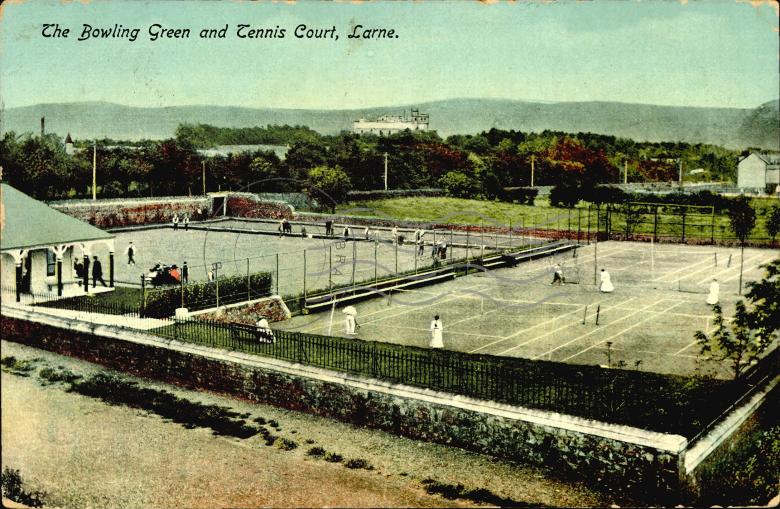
xmin=740 ymin=152 xmax=780 ymax=166
xmin=0 ymin=183 xmax=113 ymax=251
xmin=65 ymin=133 xmax=73 ymax=144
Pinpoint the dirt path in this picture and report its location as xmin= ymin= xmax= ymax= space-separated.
xmin=1 ymin=340 xmax=607 ymax=508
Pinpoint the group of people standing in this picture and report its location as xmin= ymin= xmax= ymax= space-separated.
xmin=73 ymin=255 xmax=106 ymax=288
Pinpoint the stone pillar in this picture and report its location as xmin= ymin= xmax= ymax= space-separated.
xmin=15 ymin=262 xmax=22 ymax=302
xmin=109 ymin=251 xmax=115 ymax=287
xmin=83 ymin=255 xmax=90 ymax=292
xmin=57 ymin=258 xmax=63 ymax=296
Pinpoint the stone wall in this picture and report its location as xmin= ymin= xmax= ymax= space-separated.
xmin=0 ymin=310 xmax=687 ymax=503
xmin=50 ymin=196 xmax=213 ymax=228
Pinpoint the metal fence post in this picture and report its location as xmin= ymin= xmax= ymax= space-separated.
xmin=394 ymin=241 xmax=398 ymax=275
xmin=275 ymin=253 xmax=279 ymax=295
xmin=351 ymin=241 xmax=356 ymax=293
xmin=577 ymin=208 xmax=582 ymax=244
xmin=681 ymin=209 xmax=687 ymax=244
xmin=374 ymin=240 xmax=378 ymax=286
xmin=710 ymin=208 xmax=715 ymax=244
xmin=508 ymin=218 xmax=513 ymax=249
xmin=653 ymin=206 xmax=659 ymax=242
xmin=303 ymin=249 xmax=307 ymax=300
xmin=329 ymin=245 xmax=333 ymax=291
xmin=246 ymin=257 xmax=251 ymax=301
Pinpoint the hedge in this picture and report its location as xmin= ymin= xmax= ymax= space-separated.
xmin=143 ymin=272 xmax=273 ymax=318
xmin=346 ymin=188 xmax=444 ymax=201
xmin=499 ymin=187 xmax=538 ymax=205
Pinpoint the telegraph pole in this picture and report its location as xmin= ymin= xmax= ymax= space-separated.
xmin=202 ymin=160 xmax=207 ymax=195
xmin=384 ymin=152 xmax=388 ymax=191
xmin=623 ymin=159 xmax=628 ymax=185
xmin=678 ymin=158 xmax=683 ymax=189
xmin=92 ymin=141 xmax=97 ymax=201
xmin=530 ymin=155 xmax=535 ymax=187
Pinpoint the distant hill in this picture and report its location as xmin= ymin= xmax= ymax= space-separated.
xmin=2 ymin=98 xmax=777 ymax=149
xmin=736 ymin=99 xmax=780 ymax=150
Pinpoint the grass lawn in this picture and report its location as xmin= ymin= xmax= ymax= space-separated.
xmin=40 ymin=286 xmax=142 ymax=314
xmin=338 ymin=196 xmax=780 ymax=242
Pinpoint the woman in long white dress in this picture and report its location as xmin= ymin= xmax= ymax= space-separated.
xmin=429 ymin=315 xmax=444 ymax=348
xmin=600 ymin=269 xmax=614 ymax=293
xmin=706 ymin=278 xmax=719 ymax=305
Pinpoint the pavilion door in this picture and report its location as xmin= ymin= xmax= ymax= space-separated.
xmin=21 ymin=255 xmax=32 ymax=293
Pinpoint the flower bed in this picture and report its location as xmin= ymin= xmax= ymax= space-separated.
xmin=194 ymin=296 xmax=290 ymax=324
xmin=51 ymin=197 xmax=212 ymax=228
xmin=226 ymin=194 xmax=294 ymax=220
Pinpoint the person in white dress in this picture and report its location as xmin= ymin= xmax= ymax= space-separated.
xmin=344 ymin=309 xmax=358 ymax=336
xmin=599 ymin=269 xmax=614 ymax=293
xmin=429 ymin=315 xmax=444 ymax=348
xmin=255 ymin=317 xmax=275 ymax=343
xmin=172 ymin=214 xmax=179 ymax=230
xmin=706 ymin=278 xmax=719 ymax=305
xmin=391 ymin=226 xmax=399 ymax=245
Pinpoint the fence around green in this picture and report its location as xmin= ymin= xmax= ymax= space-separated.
xmin=150 ymin=317 xmax=778 ymax=439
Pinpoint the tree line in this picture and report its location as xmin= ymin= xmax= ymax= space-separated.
xmin=1 ymin=124 xmax=742 ymax=204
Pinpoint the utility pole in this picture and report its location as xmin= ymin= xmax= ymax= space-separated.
xmin=92 ymin=141 xmax=97 ymax=201
xmin=678 ymin=158 xmax=683 ymax=189
xmin=530 ymin=155 xmax=535 ymax=187
xmin=384 ymin=152 xmax=388 ymax=191
xmin=202 ymin=160 xmax=207 ymax=195
xmin=623 ymin=159 xmax=628 ymax=185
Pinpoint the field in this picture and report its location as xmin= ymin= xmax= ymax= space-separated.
xmin=338 ymin=196 xmax=780 ymax=243
xmin=277 ymin=241 xmax=777 ymax=378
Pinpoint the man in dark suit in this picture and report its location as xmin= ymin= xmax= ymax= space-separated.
xmin=92 ymin=256 xmax=107 ymax=287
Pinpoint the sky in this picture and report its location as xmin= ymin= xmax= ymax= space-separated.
xmin=0 ymin=0 xmax=778 ymax=110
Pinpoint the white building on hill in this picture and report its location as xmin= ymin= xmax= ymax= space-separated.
xmin=737 ymin=152 xmax=780 ymax=193
xmin=353 ymin=109 xmax=429 ymax=136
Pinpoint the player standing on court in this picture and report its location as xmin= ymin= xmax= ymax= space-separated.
xmin=600 ymin=269 xmax=614 ymax=293
xmin=429 ymin=315 xmax=444 ymax=348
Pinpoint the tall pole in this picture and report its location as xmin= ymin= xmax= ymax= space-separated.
xmin=202 ymin=160 xmax=207 ymax=195
xmin=384 ymin=152 xmax=388 ymax=191
xmin=530 ymin=155 xmax=535 ymax=188
xmin=678 ymin=158 xmax=683 ymax=188
xmin=623 ymin=159 xmax=628 ymax=185
xmin=92 ymin=142 xmax=97 ymax=201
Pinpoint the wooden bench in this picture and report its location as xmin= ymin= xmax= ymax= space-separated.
xmin=230 ymin=322 xmax=275 ymax=343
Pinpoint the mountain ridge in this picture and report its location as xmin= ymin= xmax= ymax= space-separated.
xmin=2 ymin=98 xmax=777 ymax=150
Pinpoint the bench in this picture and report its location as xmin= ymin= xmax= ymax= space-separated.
xmin=230 ymin=322 xmax=275 ymax=343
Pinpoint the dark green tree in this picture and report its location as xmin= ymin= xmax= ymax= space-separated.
xmin=766 ymin=206 xmax=780 ymax=245
xmin=307 ymin=165 xmax=352 ymax=211
xmin=728 ymin=196 xmax=757 ymax=294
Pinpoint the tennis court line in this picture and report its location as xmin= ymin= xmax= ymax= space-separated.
xmin=530 ymin=297 xmax=669 ymax=360
xmin=650 ymin=255 xmax=716 ymax=283
xmin=465 ymin=302 xmax=596 ymax=354
xmin=558 ymin=301 xmax=685 ymax=362
xmin=719 ymin=252 xmax=775 ymax=283
xmin=494 ymin=297 xmax=638 ymax=356
xmin=692 ymin=251 xmax=767 ymax=285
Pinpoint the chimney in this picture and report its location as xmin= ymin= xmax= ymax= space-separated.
xmin=41 ymin=117 xmax=45 ymax=138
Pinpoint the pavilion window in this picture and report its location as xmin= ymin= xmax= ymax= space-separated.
xmin=46 ymin=250 xmax=56 ymax=276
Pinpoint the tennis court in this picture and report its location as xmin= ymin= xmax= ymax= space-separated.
xmin=277 ymin=241 xmax=778 ymax=378
xmin=107 ymin=219 xmax=545 ymax=297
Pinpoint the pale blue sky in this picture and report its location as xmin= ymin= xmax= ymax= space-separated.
xmin=1 ymin=0 xmax=778 ymax=110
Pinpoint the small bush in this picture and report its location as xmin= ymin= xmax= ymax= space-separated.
xmin=276 ymin=438 xmax=298 ymax=451
xmin=268 ymin=419 xmax=279 ymax=428
xmin=0 ymin=356 xmax=37 ymax=376
xmin=324 ymin=452 xmax=343 ymax=463
xmin=304 ymin=439 xmax=316 ymax=444
xmin=253 ymin=416 xmax=267 ymax=425
xmin=345 ymin=458 xmax=373 ymax=470
xmin=306 ymin=446 xmax=326 ymax=457
xmin=38 ymin=367 xmax=82 ymax=385
xmin=1 ymin=468 xmax=46 ymax=508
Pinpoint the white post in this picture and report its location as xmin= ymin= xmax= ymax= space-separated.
xmin=384 ymin=152 xmax=388 ymax=191
xmin=92 ymin=142 xmax=97 ymax=201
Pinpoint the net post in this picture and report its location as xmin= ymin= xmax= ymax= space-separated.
xmin=509 ymin=217 xmax=513 ymax=249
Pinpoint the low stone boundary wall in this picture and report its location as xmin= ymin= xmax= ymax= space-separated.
xmin=50 ymin=196 xmax=213 ymax=228
xmin=0 ymin=307 xmax=690 ymax=501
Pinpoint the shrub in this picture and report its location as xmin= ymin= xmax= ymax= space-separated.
xmin=143 ymin=271 xmax=272 ymax=317
xmin=38 ymin=367 xmax=82 ymax=384
xmin=500 ymin=187 xmax=538 ymax=205
xmin=1 ymin=468 xmax=46 ymax=508
xmin=549 ymin=184 xmax=581 ymax=208
xmin=306 ymin=446 xmax=326 ymax=457
xmin=276 ymin=438 xmax=298 ymax=451
xmin=439 ymin=171 xmax=480 ymax=199
xmin=324 ymin=452 xmax=343 ymax=463
xmin=347 ymin=188 xmax=443 ymax=201
xmin=345 ymin=458 xmax=373 ymax=470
